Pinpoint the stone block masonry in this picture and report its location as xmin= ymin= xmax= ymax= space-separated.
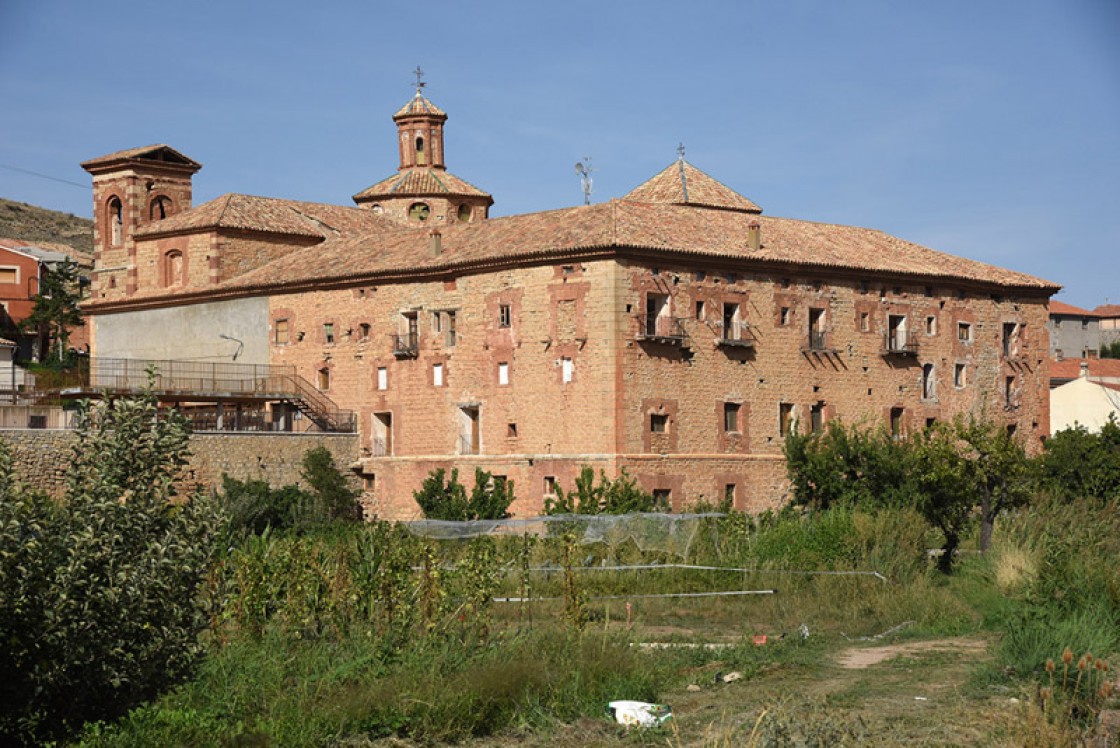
xmin=1 ymin=429 xmax=359 ymax=498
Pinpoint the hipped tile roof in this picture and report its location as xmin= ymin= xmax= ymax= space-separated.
xmin=81 ymin=144 xmax=200 ymax=170
xmin=624 ymin=160 xmax=762 ymax=214
xmin=134 ymin=193 xmax=396 ymax=239
xmin=1050 ymin=358 xmax=1120 ymax=380
xmin=208 ymin=198 xmax=1056 ymax=294
xmin=1093 ymin=304 xmax=1120 ymax=318
xmin=394 ymin=93 xmax=446 ymax=118
xmin=1050 ymin=300 xmax=1099 ymax=317
xmin=352 ymin=168 xmax=492 ymax=202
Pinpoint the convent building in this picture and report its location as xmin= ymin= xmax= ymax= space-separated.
xmin=79 ymin=86 xmax=1059 ymax=518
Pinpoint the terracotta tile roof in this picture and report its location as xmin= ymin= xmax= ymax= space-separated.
xmin=134 ymin=194 xmax=395 ymax=239
xmin=1050 ymin=300 xmax=1099 ymax=317
xmin=352 ymin=168 xmax=492 ymax=202
xmin=394 ymin=93 xmax=446 ymax=119
xmin=209 ymin=198 xmax=1057 ymax=294
xmin=1050 ymin=358 xmax=1120 ymax=380
xmin=80 ymin=144 xmax=200 ymax=171
xmin=1093 ymin=304 xmax=1120 ymax=318
xmin=623 ymin=160 xmax=762 ymax=214
xmin=0 ymin=337 xmax=16 ymax=347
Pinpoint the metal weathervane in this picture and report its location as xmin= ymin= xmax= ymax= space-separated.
xmin=412 ymin=66 xmax=426 ymax=93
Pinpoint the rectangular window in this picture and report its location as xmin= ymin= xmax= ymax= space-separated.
xmin=926 ymin=316 xmax=937 ymax=335
xmin=722 ymin=302 xmax=742 ymax=340
xmin=445 ymin=311 xmax=457 ymax=346
xmin=1003 ymin=322 xmax=1018 ymax=357
xmin=954 ymin=363 xmax=966 ymax=388
xmin=323 ymin=323 xmax=335 ymax=344
xmin=459 ymin=406 xmax=480 ymax=455
xmin=544 ymin=476 xmax=557 ymax=495
xmin=695 ymin=300 xmax=705 ymax=320
xmin=724 ymin=483 xmax=737 ymax=505
xmin=890 ymin=407 xmax=904 ymax=438
xmin=957 ymin=322 xmax=972 ymax=342
xmin=498 ymin=361 xmax=509 ymax=385
xmin=274 ymin=318 xmax=289 ymax=345
xmin=652 ymin=489 xmax=671 ymax=511
xmin=372 ymin=412 xmax=392 ymax=456
xmin=317 ymin=367 xmax=330 ymax=391
xmin=359 ymin=322 xmax=371 ymax=339
xmin=1005 ymin=375 xmax=1015 ymax=407
xmin=650 ymin=413 xmax=668 ymax=433
xmin=645 ymin=293 xmax=670 ymax=336
xmin=779 ymin=402 xmax=795 ymax=437
xmin=922 ymin=363 xmax=935 ymax=400
xmin=780 ymin=306 xmax=791 ymax=326
xmin=0 ymin=267 xmax=17 ymax=284
xmin=377 ymin=366 xmax=388 ymax=391
xmin=808 ymin=308 xmax=826 ymax=349
xmin=859 ymin=312 xmax=870 ymax=332
xmin=507 ymin=423 xmax=518 ymax=437
xmin=433 ymin=363 xmax=444 ymax=387
xmin=561 ymin=357 xmax=573 ymax=383
xmin=810 ymin=402 xmax=825 ymax=433
xmin=498 ymin=304 xmax=511 ymax=328
xmin=887 ymin=314 xmax=908 ymax=351
xmin=723 ymin=402 xmax=741 ymax=432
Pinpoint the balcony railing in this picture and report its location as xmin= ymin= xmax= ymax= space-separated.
xmin=636 ymin=315 xmax=690 ymax=346
xmin=717 ymin=323 xmax=756 ymax=349
xmin=392 ymin=332 xmax=419 ymax=358
xmin=882 ymin=335 xmax=919 ymax=356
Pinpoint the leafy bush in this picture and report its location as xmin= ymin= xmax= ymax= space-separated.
xmin=0 ymin=392 xmax=221 ymax=745
xmin=414 ymin=467 xmax=514 ymax=520
xmin=1037 ymin=418 xmax=1120 ymax=503
xmin=543 ymin=466 xmax=659 ymax=514
xmin=299 ymin=446 xmax=362 ymax=521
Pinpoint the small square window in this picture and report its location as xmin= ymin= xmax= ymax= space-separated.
xmin=507 ymin=423 xmax=518 ymax=438
xmin=650 ymin=413 xmax=668 ymax=433
xmin=652 ymin=489 xmax=671 ymax=510
xmin=957 ymin=322 xmax=972 ymax=342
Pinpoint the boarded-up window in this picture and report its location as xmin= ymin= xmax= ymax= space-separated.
xmin=556 ymin=299 xmax=576 ymax=339
xmin=274 ymin=319 xmax=289 ymax=345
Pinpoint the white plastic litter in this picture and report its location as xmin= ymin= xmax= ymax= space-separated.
xmin=608 ymin=700 xmax=672 ymax=728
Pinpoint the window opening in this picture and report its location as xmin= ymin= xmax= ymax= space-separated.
xmin=808 ymin=308 xmax=826 ymax=349
xmin=544 ymin=476 xmax=557 ymax=495
xmin=498 ymin=362 xmax=509 ymax=385
xmin=645 ymin=293 xmax=670 ymax=336
xmin=433 ymin=362 xmax=444 ymax=387
xmin=926 ymin=316 xmax=937 ymax=335
xmin=1002 ymin=322 xmax=1018 ymax=357
xmin=889 ymin=407 xmax=905 ymax=438
xmin=561 ymin=357 xmax=573 ymax=383
xmin=860 ymin=312 xmax=870 ymax=332
xmin=954 ymin=363 xmax=966 ymax=388
xmin=722 ymin=302 xmax=743 ymax=341
xmin=650 ymin=413 xmax=668 ymax=433
xmin=150 ymin=195 xmax=171 ymax=220
xmin=958 ymin=322 xmax=972 ymax=342
xmin=445 ymin=311 xmax=457 ymax=346
xmin=723 ymin=402 xmax=740 ymax=432
xmin=317 ymin=367 xmax=330 ymax=391
xmin=887 ymin=314 xmax=908 ymax=351
xmin=372 ymin=412 xmax=392 ymax=456
xmin=695 ymin=300 xmax=705 ymax=320
xmin=652 ymin=489 xmax=671 ymax=511
xmin=498 ymin=304 xmax=511 ymax=328
xmin=459 ymin=406 xmax=480 ymax=455
xmin=274 ymin=319 xmax=289 ymax=345
xmin=457 ymin=204 xmax=472 ymax=222
xmin=922 ymin=363 xmax=935 ymax=400
xmin=780 ymin=307 xmax=791 ymax=326
xmin=507 ymin=423 xmax=518 ymax=438
xmin=323 ymin=323 xmax=334 ymax=344
xmin=779 ymin=403 xmax=794 ymax=437
xmin=359 ymin=323 xmax=371 ymax=339
xmin=109 ymin=197 xmax=123 ymax=246
xmin=1005 ymin=375 xmax=1015 ymax=407
xmin=810 ymin=402 xmax=825 ymax=433
xmin=408 ymin=202 xmax=430 ymax=221
xmin=415 ymin=135 xmax=426 ymax=165
xmin=724 ymin=484 xmax=736 ymax=505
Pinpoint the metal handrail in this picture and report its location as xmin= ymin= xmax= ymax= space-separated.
xmin=718 ymin=323 xmax=755 ymax=346
xmin=636 ymin=315 xmax=689 ymax=343
xmin=393 ymin=332 xmax=419 ymax=357
xmin=808 ymin=330 xmax=828 ymax=351
xmin=882 ymin=335 xmax=919 ymax=356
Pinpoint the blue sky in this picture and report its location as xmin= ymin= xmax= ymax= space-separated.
xmin=1 ymin=0 xmax=1116 ymax=308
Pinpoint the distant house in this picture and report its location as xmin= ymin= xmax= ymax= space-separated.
xmin=1095 ymin=304 xmax=1120 ymax=349
xmin=1047 ymin=300 xmax=1100 ymax=360
xmin=1049 ymin=357 xmax=1120 ymax=388
xmin=0 ymin=239 xmax=91 ymax=361
xmin=1050 ymin=364 xmax=1120 ymax=434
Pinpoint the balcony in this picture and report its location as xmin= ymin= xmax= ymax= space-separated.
xmin=882 ymin=335 xmax=919 ymax=357
xmin=392 ymin=332 xmax=419 ymax=358
xmin=716 ymin=323 xmax=756 ymax=349
xmin=803 ymin=330 xmax=833 ymax=353
xmin=636 ymin=315 xmax=690 ymax=347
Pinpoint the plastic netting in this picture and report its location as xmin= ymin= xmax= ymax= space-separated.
xmin=400 ymin=512 xmax=725 ymax=558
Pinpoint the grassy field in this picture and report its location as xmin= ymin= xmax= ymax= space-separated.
xmin=75 ymin=497 xmax=1119 ymax=747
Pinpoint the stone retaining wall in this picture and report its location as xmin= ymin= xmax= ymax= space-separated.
xmin=1 ymin=429 xmax=360 ymax=497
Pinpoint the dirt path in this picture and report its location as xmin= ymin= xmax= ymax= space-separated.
xmin=836 ymin=636 xmax=988 ymax=669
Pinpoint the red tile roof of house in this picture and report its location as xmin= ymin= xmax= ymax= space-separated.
xmin=352 ymin=168 xmax=492 ymax=203
xmin=624 ymin=160 xmax=762 ymax=214
xmin=1093 ymin=304 xmax=1120 ymax=318
xmin=133 ymin=194 xmax=396 ymax=239
xmin=1050 ymin=358 xmax=1120 ymax=380
xmin=1050 ymin=300 xmax=1099 ymax=316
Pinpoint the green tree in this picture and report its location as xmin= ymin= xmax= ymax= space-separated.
xmin=1100 ymin=340 xmax=1120 ymax=359
xmin=1037 ymin=416 xmax=1120 ymax=503
xmin=21 ymin=258 xmax=84 ymax=365
xmin=0 ymin=389 xmax=220 ymax=745
xmin=955 ymin=417 xmax=1032 ymax=552
xmin=909 ymin=423 xmax=974 ymax=573
xmin=543 ymin=466 xmax=658 ymax=514
xmin=300 ymin=445 xmax=362 ymax=521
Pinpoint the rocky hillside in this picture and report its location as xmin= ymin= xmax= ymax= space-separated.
xmin=0 ymin=198 xmax=93 ymax=260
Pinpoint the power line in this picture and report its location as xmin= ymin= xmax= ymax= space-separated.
xmin=0 ymin=163 xmax=89 ymax=190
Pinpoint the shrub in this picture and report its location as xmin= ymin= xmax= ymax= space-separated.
xmin=300 ymin=446 xmax=362 ymax=521
xmin=1037 ymin=418 xmax=1120 ymax=503
xmin=0 ymin=391 xmax=221 ymax=745
xmin=543 ymin=466 xmax=658 ymax=514
xmin=414 ymin=467 xmax=515 ymax=520
xmin=220 ymin=474 xmax=312 ymax=537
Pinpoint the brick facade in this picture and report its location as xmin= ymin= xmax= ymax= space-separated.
xmin=81 ymin=92 xmax=1058 ymax=520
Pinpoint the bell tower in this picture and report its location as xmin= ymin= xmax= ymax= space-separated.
xmin=394 ymin=69 xmax=447 ymax=170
